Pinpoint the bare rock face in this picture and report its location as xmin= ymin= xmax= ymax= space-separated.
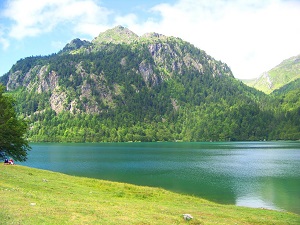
xmin=183 ymin=54 xmax=203 ymax=73
xmin=147 ymin=42 xmax=179 ymax=66
xmin=147 ymin=42 xmax=181 ymax=79
xmin=142 ymin=32 xmax=167 ymax=39
xmin=262 ymin=72 xmax=273 ymax=89
xmin=37 ymin=67 xmax=59 ymax=93
xmin=7 ymin=71 xmax=23 ymax=90
xmin=148 ymin=43 xmax=163 ymax=57
xmin=50 ymin=89 xmax=67 ymax=114
xmin=80 ymin=81 xmax=100 ymax=114
xmin=139 ymin=60 xmax=159 ymax=87
xmin=69 ymin=100 xmax=79 ymax=114
xmin=147 ymin=42 xmax=204 ymax=78
xmin=1 ymin=25 xmax=235 ymax=118
xmin=7 ymin=65 xmax=59 ymax=93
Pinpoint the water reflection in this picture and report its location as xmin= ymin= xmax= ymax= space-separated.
xmin=236 ymin=195 xmax=281 ymax=211
xmin=260 ymin=177 xmax=300 ymax=213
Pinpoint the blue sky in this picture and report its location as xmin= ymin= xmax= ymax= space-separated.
xmin=0 ymin=0 xmax=300 ymax=79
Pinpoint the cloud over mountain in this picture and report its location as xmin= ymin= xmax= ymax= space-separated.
xmin=0 ymin=0 xmax=300 ymax=79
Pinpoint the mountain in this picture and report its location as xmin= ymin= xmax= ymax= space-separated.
xmin=0 ymin=26 xmax=299 ymax=142
xmin=243 ymin=54 xmax=300 ymax=94
xmin=272 ymin=78 xmax=300 ymax=96
xmin=60 ymin=38 xmax=90 ymax=53
xmin=92 ymin=25 xmax=139 ymax=44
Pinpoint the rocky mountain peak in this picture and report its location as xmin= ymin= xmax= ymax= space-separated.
xmin=92 ymin=25 xmax=138 ymax=45
xmin=141 ymin=32 xmax=167 ymax=40
xmin=61 ymin=38 xmax=90 ymax=53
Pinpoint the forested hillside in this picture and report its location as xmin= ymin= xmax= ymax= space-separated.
xmin=243 ymin=54 xmax=300 ymax=94
xmin=269 ymin=78 xmax=300 ymax=140
xmin=0 ymin=26 xmax=299 ymax=142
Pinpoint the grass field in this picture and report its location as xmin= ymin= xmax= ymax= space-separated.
xmin=1 ymin=164 xmax=299 ymax=224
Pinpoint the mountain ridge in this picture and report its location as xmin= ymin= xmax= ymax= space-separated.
xmin=92 ymin=25 xmax=139 ymax=45
xmin=0 ymin=26 xmax=299 ymax=142
xmin=243 ymin=54 xmax=300 ymax=94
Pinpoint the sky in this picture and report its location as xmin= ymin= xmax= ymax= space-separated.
xmin=0 ymin=0 xmax=300 ymax=80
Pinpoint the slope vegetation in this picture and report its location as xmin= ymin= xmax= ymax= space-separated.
xmin=243 ymin=54 xmax=300 ymax=94
xmin=0 ymin=26 xmax=299 ymax=141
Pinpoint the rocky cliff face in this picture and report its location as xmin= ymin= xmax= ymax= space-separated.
xmin=0 ymin=26 xmax=233 ymax=115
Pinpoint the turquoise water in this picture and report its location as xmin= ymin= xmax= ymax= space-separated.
xmin=21 ymin=141 xmax=300 ymax=214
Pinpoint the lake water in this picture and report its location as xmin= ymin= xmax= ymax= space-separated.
xmin=21 ymin=141 xmax=300 ymax=214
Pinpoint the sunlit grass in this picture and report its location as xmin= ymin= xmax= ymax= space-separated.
xmin=1 ymin=164 xmax=299 ymax=224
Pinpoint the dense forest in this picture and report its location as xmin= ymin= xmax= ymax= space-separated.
xmin=1 ymin=26 xmax=299 ymax=142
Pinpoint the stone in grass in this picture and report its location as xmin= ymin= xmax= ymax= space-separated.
xmin=183 ymin=214 xmax=193 ymax=220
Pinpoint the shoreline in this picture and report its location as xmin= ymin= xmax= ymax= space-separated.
xmin=1 ymin=164 xmax=299 ymax=224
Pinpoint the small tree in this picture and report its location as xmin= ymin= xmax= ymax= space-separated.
xmin=0 ymin=85 xmax=31 ymax=161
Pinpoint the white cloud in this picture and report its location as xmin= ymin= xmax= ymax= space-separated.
xmin=3 ymin=0 xmax=111 ymax=39
xmin=114 ymin=13 xmax=138 ymax=28
xmin=0 ymin=28 xmax=10 ymax=50
xmin=51 ymin=40 xmax=64 ymax=50
xmin=0 ymin=37 xmax=9 ymax=50
xmin=2 ymin=0 xmax=300 ymax=79
xmin=126 ymin=0 xmax=300 ymax=79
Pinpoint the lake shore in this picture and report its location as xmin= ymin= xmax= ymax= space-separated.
xmin=21 ymin=141 xmax=300 ymax=214
xmin=1 ymin=164 xmax=299 ymax=224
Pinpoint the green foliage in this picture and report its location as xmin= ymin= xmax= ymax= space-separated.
xmin=269 ymin=88 xmax=300 ymax=140
xmin=0 ymin=27 xmax=299 ymax=142
xmin=243 ymin=54 xmax=300 ymax=94
xmin=2 ymin=164 xmax=299 ymax=224
xmin=272 ymin=78 xmax=300 ymax=96
xmin=0 ymin=85 xmax=31 ymax=161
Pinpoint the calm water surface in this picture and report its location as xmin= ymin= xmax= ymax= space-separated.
xmin=21 ymin=142 xmax=300 ymax=214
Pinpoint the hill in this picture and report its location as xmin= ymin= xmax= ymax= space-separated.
xmin=272 ymin=78 xmax=300 ymax=96
xmin=243 ymin=54 xmax=300 ymax=94
xmin=1 ymin=164 xmax=299 ymax=224
xmin=0 ymin=26 xmax=299 ymax=141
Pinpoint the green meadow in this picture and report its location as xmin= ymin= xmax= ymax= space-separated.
xmin=1 ymin=164 xmax=299 ymax=224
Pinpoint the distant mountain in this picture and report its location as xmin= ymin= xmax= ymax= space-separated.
xmin=243 ymin=54 xmax=300 ymax=94
xmin=272 ymin=78 xmax=300 ymax=96
xmin=0 ymin=26 xmax=299 ymax=142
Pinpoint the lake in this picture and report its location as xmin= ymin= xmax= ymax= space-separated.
xmin=20 ymin=141 xmax=300 ymax=214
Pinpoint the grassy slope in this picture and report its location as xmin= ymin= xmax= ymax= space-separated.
xmin=243 ymin=54 xmax=300 ymax=94
xmin=1 ymin=164 xmax=299 ymax=225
